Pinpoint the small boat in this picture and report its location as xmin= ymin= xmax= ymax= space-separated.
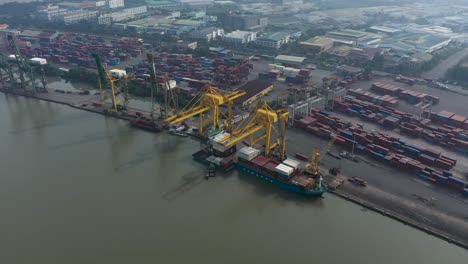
xmin=168 ymin=129 xmax=188 ymax=137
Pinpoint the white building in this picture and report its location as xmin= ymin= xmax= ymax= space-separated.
xmin=256 ymin=32 xmax=290 ymax=49
xmin=98 ymin=5 xmax=147 ymax=24
xmin=96 ymin=1 xmax=106 ymax=7
xmin=60 ymin=10 xmax=98 ymax=25
xmin=189 ymin=27 xmax=224 ymax=42
xmin=107 ymin=0 xmax=125 ymax=9
xmin=223 ymin=30 xmax=256 ymax=45
xmin=37 ymin=5 xmax=69 ymax=21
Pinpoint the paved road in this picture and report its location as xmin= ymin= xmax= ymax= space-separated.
xmin=422 ymin=47 xmax=468 ymax=80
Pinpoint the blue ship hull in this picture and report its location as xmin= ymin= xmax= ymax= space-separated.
xmin=235 ymin=164 xmax=327 ymax=196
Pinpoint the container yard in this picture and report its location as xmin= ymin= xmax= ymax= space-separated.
xmin=333 ymin=95 xmax=468 ymax=155
xmin=19 ymin=33 xmax=145 ymax=68
xmin=129 ymin=52 xmax=253 ymax=87
xmin=293 ymin=107 xmax=468 ymax=195
xmin=12 ymin=33 xmax=254 ymax=89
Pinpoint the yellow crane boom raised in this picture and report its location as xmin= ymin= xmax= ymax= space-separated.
xmin=164 ymin=85 xmax=245 ymax=135
xmin=215 ymin=101 xmax=288 ymax=158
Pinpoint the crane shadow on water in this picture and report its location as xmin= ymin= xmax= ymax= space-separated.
xmin=161 ymin=172 xmax=206 ymax=202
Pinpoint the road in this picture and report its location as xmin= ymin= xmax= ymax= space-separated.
xmin=422 ymin=47 xmax=468 ymax=80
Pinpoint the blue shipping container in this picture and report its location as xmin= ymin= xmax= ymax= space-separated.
xmin=448 ymin=177 xmax=467 ymax=187
xmin=340 ymin=131 xmax=354 ymax=139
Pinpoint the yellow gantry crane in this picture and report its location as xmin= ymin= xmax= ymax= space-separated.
xmin=215 ymin=101 xmax=289 ymax=159
xmin=164 ymin=84 xmax=245 ymax=135
xmin=92 ymin=53 xmax=135 ymax=113
xmin=306 ymin=129 xmax=342 ymax=176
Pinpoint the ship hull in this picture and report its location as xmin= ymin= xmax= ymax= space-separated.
xmin=130 ymin=120 xmax=162 ymax=133
xmin=235 ymin=163 xmax=327 ymax=196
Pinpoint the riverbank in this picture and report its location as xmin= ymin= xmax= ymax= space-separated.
xmin=1 ymin=88 xmax=468 ymax=251
xmin=286 ymin=128 xmax=468 ymax=250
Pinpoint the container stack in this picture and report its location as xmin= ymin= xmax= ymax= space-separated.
xmin=348 ymin=88 xmax=399 ymax=107
xmin=238 ymin=147 xmax=261 ymax=161
xmin=275 ymin=164 xmax=294 ymax=179
xmin=334 ymin=97 xmax=468 ymax=154
xmin=371 ymin=82 xmax=439 ymax=105
xmin=291 ymin=175 xmax=315 ymax=190
xmin=294 ymin=108 xmax=459 ymax=175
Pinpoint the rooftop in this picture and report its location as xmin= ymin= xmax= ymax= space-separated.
xmin=275 ymin=55 xmax=305 ymax=64
xmin=257 ymin=32 xmax=290 ymax=41
xmin=337 ymin=65 xmax=363 ymax=74
xmin=327 ymin=29 xmax=368 ymax=38
xmin=300 ymin=36 xmax=334 ymax=46
xmin=369 ymin=26 xmax=400 ymax=34
xmin=198 ymin=27 xmax=221 ymax=34
xmin=225 ymin=30 xmax=254 ymax=39
xmin=172 ymin=19 xmax=204 ymax=26
xmin=19 ymin=29 xmax=58 ymax=39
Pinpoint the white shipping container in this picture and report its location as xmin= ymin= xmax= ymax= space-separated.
xmin=30 ymin=58 xmax=47 ymax=65
xmin=275 ymin=164 xmax=294 ymax=176
xmin=212 ymin=143 xmax=227 ymax=152
xmin=268 ymin=64 xmax=277 ymax=70
xmin=238 ymin=147 xmax=260 ymax=161
xmin=282 ymin=158 xmax=300 ymax=170
xmin=109 ymin=69 xmax=127 ymax=78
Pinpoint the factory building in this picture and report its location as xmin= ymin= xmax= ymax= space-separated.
xmin=299 ymin=37 xmax=334 ymax=53
xmin=223 ymin=30 xmax=256 ymax=45
xmin=255 ymin=32 xmax=290 ymax=49
xmin=189 ymin=27 xmax=224 ymax=42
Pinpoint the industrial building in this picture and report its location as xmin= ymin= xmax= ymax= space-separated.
xmin=299 ymin=37 xmax=334 ymax=53
xmin=108 ymin=0 xmax=125 ymax=9
xmin=218 ymin=14 xmax=268 ymax=31
xmin=189 ymin=27 xmax=224 ymax=42
xmin=368 ymin=26 xmax=401 ymax=36
xmin=234 ymin=79 xmax=273 ymax=106
xmin=326 ymin=29 xmax=369 ymax=43
xmin=61 ymin=10 xmax=98 ymax=25
xmin=223 ymin=30 xmax=256 ymax=45
xmin=18 ymin=30 xmax=60 ymax=43
xmin=98 ymin=5 xmax=148 ymax=24
xmin=274 ymin=55 xmax=305 ymax=66
xmin=378 ymin=33 xmax=451 ymax=54
xmin=255 ymin=32 xmax=290 ymax=49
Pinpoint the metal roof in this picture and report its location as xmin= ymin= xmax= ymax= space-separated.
xmin=258 ymin=32 xmax=290 ymax=41
xmin=274 ymin=55 xmax=305 ymax=64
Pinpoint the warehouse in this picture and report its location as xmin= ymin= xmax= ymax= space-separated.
xmin=299 ymin=36 xmax=334 ymax=53
xmin=274 ymin=55 xmax=305 ymax=66
xmin=235 ymin=79 xmax=273 ymax=106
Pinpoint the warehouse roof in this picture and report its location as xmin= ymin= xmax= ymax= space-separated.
xmin=327 ymin=29 xmax=368 ymax=38
xmin=369 ymin=26 xmax=400 ymax=34
xmin=275 ymin=55 xmax=305 ymax=64
xmin=300 ymin=36 xmax=334 ymax=46
xmin=258 ymin=31 xmax=290 ymax=41
xmin=234 ymin=79 xmax=272 ymax=105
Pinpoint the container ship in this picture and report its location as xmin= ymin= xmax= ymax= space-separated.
xmin=193 ymin=144 xmax=326 ymax=196
xmin=235 ymin=147 xmax=327 ymax=196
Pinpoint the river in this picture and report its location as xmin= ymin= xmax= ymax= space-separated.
xmin=0 ymin=92 xmax=467 ymax=263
